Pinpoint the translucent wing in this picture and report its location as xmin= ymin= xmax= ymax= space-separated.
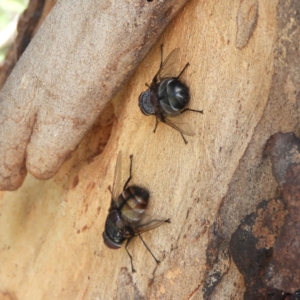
xmin=130 ymin=211 xmax=170 ymax=235
xmin=112 ymin=151 xmax=124 ymax=203
xmin=155 ymin=48 xmax=181 ymax=80
xmin=157 ymin=110 xmax=196 ymax=136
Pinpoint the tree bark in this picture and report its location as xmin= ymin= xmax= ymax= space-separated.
xmin=0 ymin=0 xmax=189 ymax=190
xmin=0 ymin=0 xmax=300 ymax=299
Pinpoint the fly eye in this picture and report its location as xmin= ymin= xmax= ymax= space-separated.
xmin=138 ymin=92 xmax=145 ymax=103
xmin=139 ymin=90 xmax=150 ymax=103
xmin=138 ymin=90 xmax=155 ymax=116
xmin=102 ymin=231 xmax=121 ymax=249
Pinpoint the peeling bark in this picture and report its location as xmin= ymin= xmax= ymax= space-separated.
xmin=0 ymin=0 xmax=55 ymax=90
xmin=230 ymin=133 xmax=300 ymax=299
xmin=0 ymin=0 xmax=189 ymax=190
xmin=0 ymin=0 xmax=299 ymax=299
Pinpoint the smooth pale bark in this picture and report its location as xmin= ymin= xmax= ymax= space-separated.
xmin=0 ymin=0 xmax=189 ymax=190
xmin=1 ymin=0 xmax=299 ymax=299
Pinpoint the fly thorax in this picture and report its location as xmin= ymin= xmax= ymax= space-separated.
xmin=104 ymin=210 xmax=125 ymax=246
xmin=138 ymin=89 xmax=156 ymax=115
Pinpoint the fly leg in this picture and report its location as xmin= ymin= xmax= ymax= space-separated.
xmin=123 ymin=155 xmax=133 ymax=190
xmin=180 ymin=133 xmax=188 ymax=145
xmin=108 ymin=186 xmax=113 ymax=194
xmin=138 ymin=235 xmax=160 ymax=265
xmin=180 ymin=108 xmax=203 ymax=114
xmin=125 ymin=238 xmax=136 ymax=273
xmin=177 ymin=62 xmax=190 ymax=79
xmin=180 ymin=108 xmax=203 ymax=145
xmin=160 ymin=44 xmax=164 ymax=68
xmin=153 ymin=118 xmax=159 ymax=133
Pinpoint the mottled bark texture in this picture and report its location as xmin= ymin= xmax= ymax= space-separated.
xmin=0 ymin=0 xmax=189 ymax=190
xmin=218 ymin=0 xmax=300 ymax=297
xmin=0 ymin=0 xmax=299 ymax=299
xmin=230 ymin=133 xmax=300 ymax=299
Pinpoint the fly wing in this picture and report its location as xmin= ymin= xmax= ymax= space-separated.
xmin=155 ymin=48 xmax=181 ymax=80
xmin=112 ymin=151 xmax=124 ymax=203
xmin=157 ymin=110 xmax=196 ymax=136
xmin=131 ymin=211 xmax=170 ymax=235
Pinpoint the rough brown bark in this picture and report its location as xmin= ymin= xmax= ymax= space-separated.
xmin=0 ymin=0 xmax=300 ymax=299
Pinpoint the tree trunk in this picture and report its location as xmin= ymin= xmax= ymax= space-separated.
xmin=0 ymin=0 xmax=299 ymax=299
